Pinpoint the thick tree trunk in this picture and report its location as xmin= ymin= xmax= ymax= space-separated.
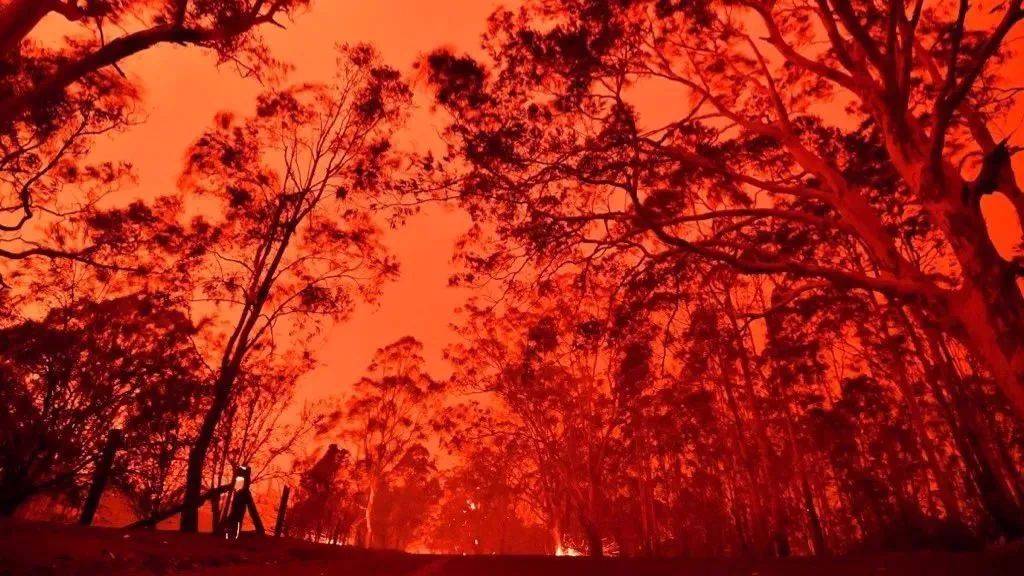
xmin=948 ymin=276 xmax=1024 ymax=423
xmin=878 ymin=111 xmax=1024 ymax=422
xmin=934 ymin=192 xmax=1024 ymax=422
xmin=0 ymin=0 xmax=56 ymax=55
xmin=857 ymin=87 xmax=1024 ymax=423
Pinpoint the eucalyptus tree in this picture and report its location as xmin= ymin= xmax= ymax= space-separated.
xmin=176 ymin=45 xmax=408 ymax=531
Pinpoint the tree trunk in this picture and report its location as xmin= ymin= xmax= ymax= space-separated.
xmin=550 ymin=518 xmax=563 ymax=555
xmin=800 ymin=469 xmax=827 ymax=556
xmin=867 ymin=95 xmax=1024 ymax=423
xmin=0 ymin=466 xmax=34 ymax=518
xmin=746 ymin=288 xmax=795 ymax=558
xmin=583 ymin=518 xmax=603 ymax=557
xmin=888 ymin=335 xmax=965 ymax=527
xmin=180 ymin=369 xmax=236 ymax=532
xmin=0 ymin=488 xmax=27 ymax=517
xmin=364 ymin=479 xmax=377 ymax=548
xmin=908 ymin=312 xmax=1024 ymax=538
xmin=947 ymin=379 xmax=1024 ymax=538
xmin=946 ymin=261 xmax=1024 ymax=424
xmin=0 ymin=0 xmax=56 ymax=55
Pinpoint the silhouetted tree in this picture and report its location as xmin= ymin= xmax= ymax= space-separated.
xmin=0 ymin=0 xmax=309 ymax=272
xmin=0 ymin=293 xmax=203 ymax=515
xmin=424 ymin=0 xmax=1024 ymax=421
xmin=176 ymin=44 xmax=407 ymax=532
xmin=287 ymin=443 xmax=362 ymax=544
xmin=323 ymin=336 xmax=445 ymax=548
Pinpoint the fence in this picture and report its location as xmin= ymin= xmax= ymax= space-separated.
xmin=79 ymin=429 xmax=290 ymax=539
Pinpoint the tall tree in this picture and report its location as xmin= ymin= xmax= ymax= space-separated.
xmin=324 ymin=336 xmax=445 ymax=548
xmin=176 ymin=45 xmax=407 ymax=532
xmin=0 ymin=292 xmax=203 ymax=515
xmin=424 ymin=0 xmax=1024 ymax=420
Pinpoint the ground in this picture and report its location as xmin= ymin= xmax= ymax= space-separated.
xmin=2 ymin=520 xmax=1023 ymax=575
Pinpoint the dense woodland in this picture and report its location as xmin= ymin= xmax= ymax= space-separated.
xmin=2 ymin=0 xmax=1024 ymax=560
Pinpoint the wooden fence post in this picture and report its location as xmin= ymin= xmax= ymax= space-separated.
xmin=79 ymin=428 xmax=122 ymax=526
xmin=221 ymin=465 xmax=266 ymax=539
xmin=223 ymin=466 xmax=250 ymax=539
xmin=274 ymin=486 xmax=290 ymax=537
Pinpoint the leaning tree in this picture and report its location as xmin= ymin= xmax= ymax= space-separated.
xmin=175 ymin=44 xmax=408 ymax=532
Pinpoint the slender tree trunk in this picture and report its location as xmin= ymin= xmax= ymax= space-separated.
xmin=583 ymin=517 xmax=603 ymax=558
xmin=585 ymin=459 xmax=605 ymax=558
xmin=727 ymin=474 xmax=752 ymax=556
xmin=907 ymin=312 xmax=1024 ymax=538
xmin=550 ymin=517 xmax=563 ymax=555
xmin=947 ymin=379 xmax=1024 ymax=538
xmin=364 ymin=478 xmax=377 ymax=548
xmin=181 ymin=369 xmax=236 ymax=532
xmin=180 ymin=204 xmax=297 ymax=533
xmin=729 ymin=287 xmax=792 ymax=557
xmin=635 ymin=442 xmax=653 ymax=556
xmin=986 ymin=416 xmax=1024 ymax=502
xmin=886 ymin=333 xmax=965 ymax=527
xmin=777 ymin=388 xmax=828 ymax=556
xmin=714 ymin=369 xmax=769 ymax=549
xmin=800 ymin=468 xmax=827 ymax=556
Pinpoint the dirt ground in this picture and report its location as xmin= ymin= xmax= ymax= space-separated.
xmin=2 ymin=519 xmax=1023 ymax=575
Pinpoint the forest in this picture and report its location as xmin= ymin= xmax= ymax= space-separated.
xmin=2 ymin=0 xmax=1024 ymax=563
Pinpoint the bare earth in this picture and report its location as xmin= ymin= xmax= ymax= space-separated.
xmin=1 ymin=519 xmax=1023 ymax=576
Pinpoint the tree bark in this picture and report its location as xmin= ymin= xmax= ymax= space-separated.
xmin=181 ymin=368 xmax=236 ymax=532
xmin=873 ymin=100 xmax=1024 ymax=422
xmin=364 ymin=478 xmax=377 ymax=548
xmin=907 ymin=312 xmax=1024 ymax=539
xmin=0 ymin=0 xmax=57 ymax=55
xmin=583 ymin=517 xmax=603 ymax=558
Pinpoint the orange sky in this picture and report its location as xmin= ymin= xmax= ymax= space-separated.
xmin=64 ymin=1 xmax=514 ymax=404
